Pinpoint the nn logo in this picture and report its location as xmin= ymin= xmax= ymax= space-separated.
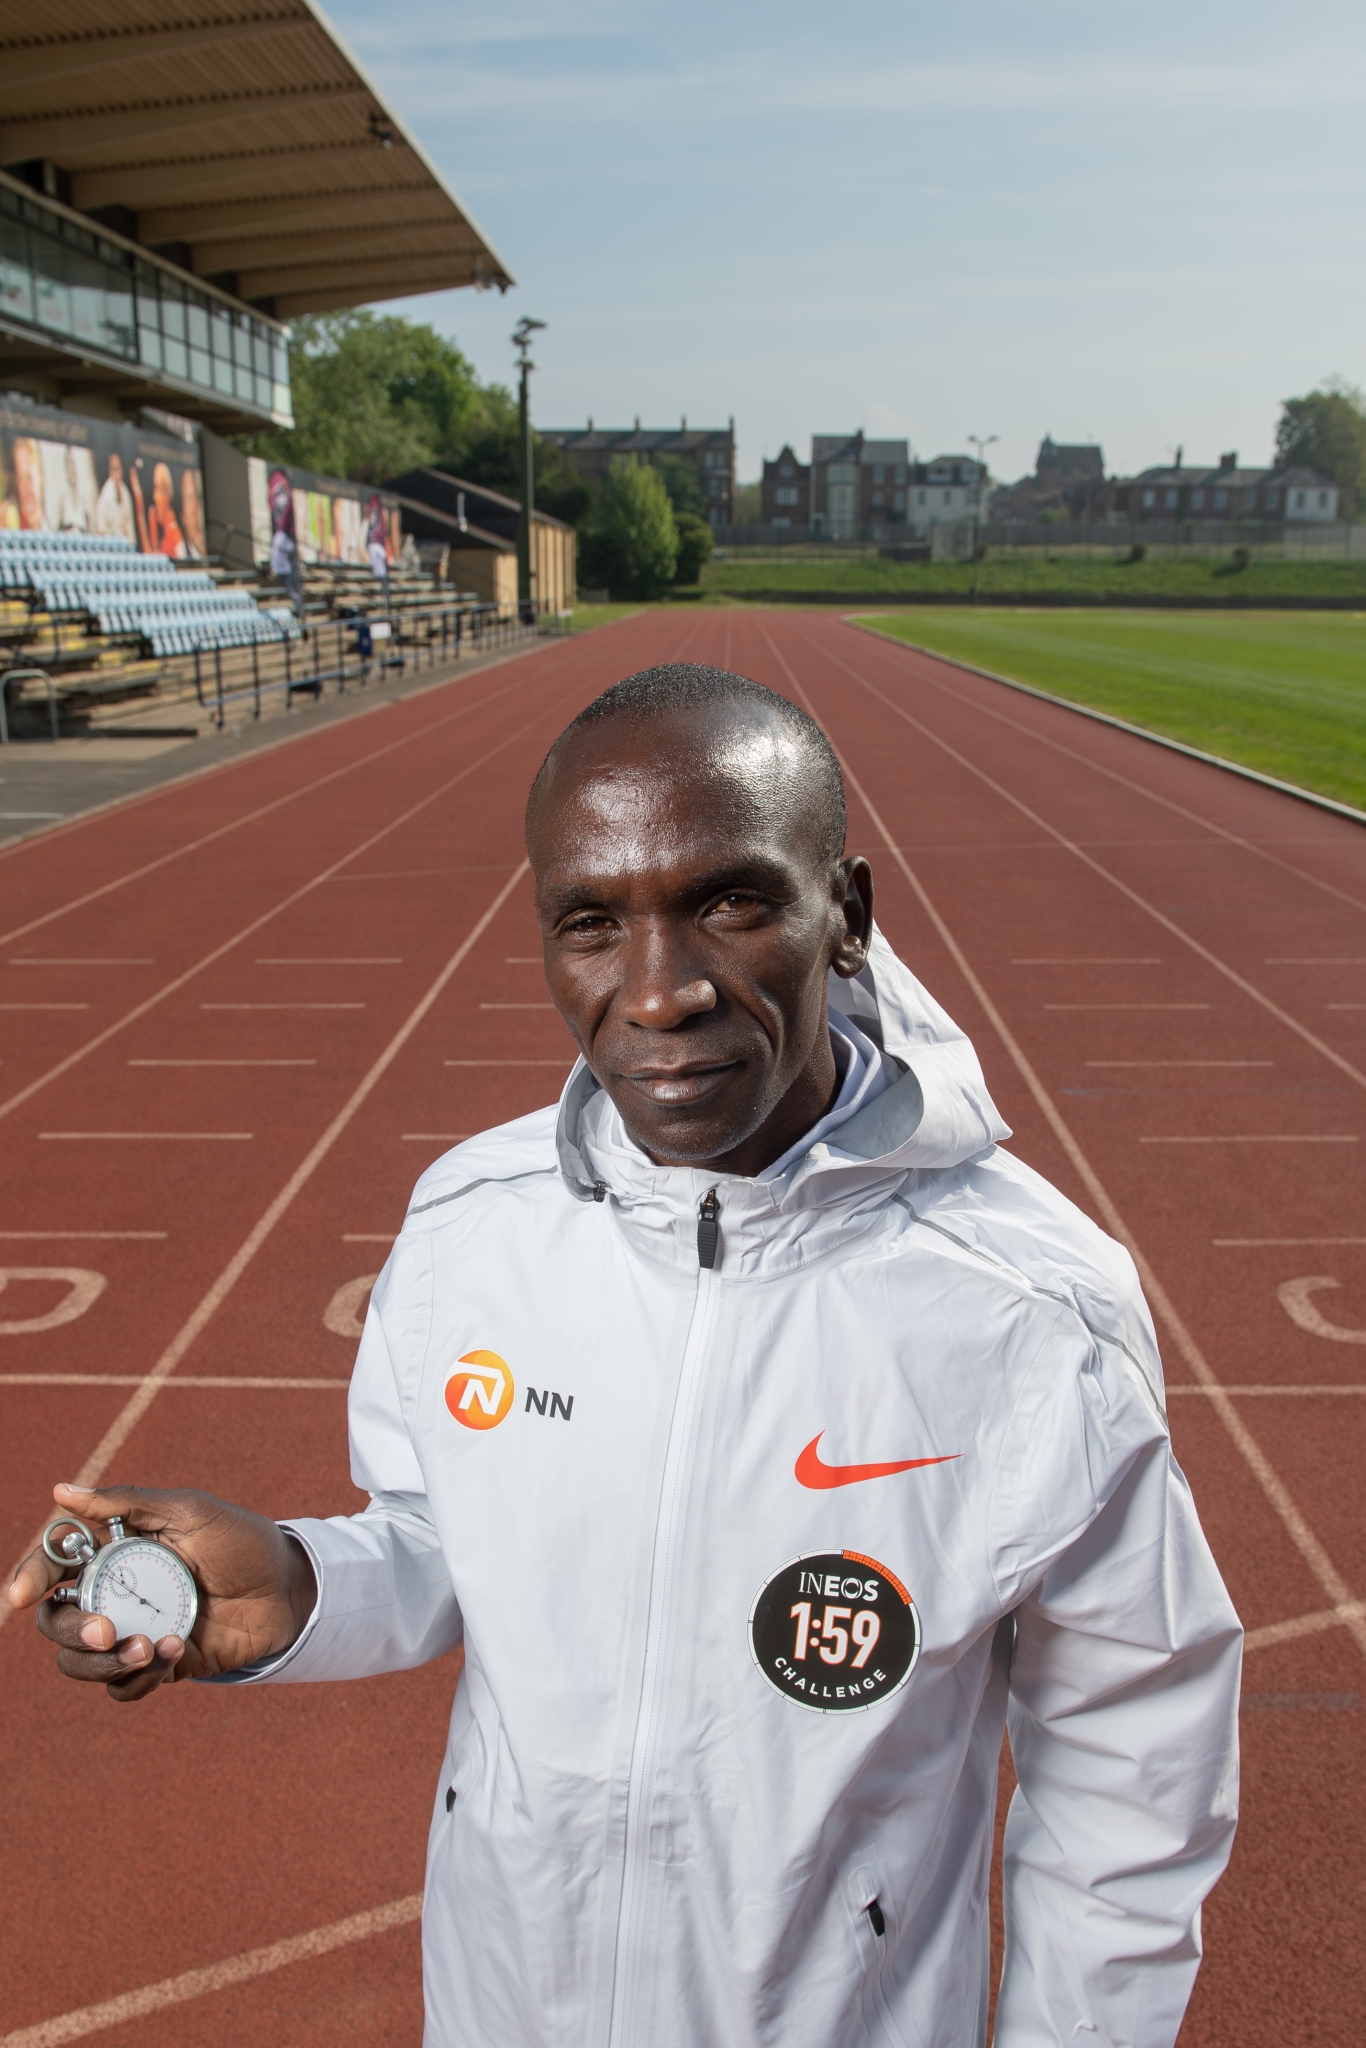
xmin=444 ymin=1350 xmax=514 ymax=1431
xmin=525 ymin=1387 xmax=574 ymax=1421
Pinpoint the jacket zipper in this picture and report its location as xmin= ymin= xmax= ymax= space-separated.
xmin=606 ymin=1190 xmax=722 ymax=2045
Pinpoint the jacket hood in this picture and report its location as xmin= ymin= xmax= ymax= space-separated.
xmin=553 ymin=925 xmax=1010 ymax=1278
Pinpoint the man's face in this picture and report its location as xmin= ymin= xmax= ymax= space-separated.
xmin=529 ymin=706 xmax=872 ymax=1170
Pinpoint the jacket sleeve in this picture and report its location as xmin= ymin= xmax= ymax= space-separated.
xmin=995 ymin=1437 xmax=1242 ymax=2048
xmin=209 ymin=1242 xmax=463 ymax=1687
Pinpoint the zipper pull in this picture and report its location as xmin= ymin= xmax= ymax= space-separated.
xmin=697 ymin=1187 xmax=720 ymax=1269
xmin=865 ymin=1898 xmax=886 ymax=1938
xmin=592 ymin=1180 xmax=607 ymax=1203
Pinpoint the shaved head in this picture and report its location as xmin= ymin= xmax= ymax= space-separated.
xmin=522 ymin=662 xmax=873 ymax=1175
xmin=528 ymin=664 xmax=847 ymax=866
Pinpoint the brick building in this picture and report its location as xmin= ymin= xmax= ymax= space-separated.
xmin=539 ymin=418 xmax=735 ymax=527
xmin=810 ymin=433 xmax=910 ymax=539
xmin=1121 ymin=452 xmax=1339 ymax=524
xmin=760 ymin=444 xmax=810 ymax=526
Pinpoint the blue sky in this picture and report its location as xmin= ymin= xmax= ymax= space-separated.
xmin=325 ymin=0 xmax=1366 ymax=485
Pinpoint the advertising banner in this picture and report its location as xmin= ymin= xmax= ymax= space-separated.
xmin=0 ymin=395 xmax=206 ymax=557
xmin=246 ymin=455 xmax=400 ymax=570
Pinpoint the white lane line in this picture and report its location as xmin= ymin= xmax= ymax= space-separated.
xmin=0 ymin=1892 xmax=422 ymax=2048
xmin=402 ymin=1133 xmax=470 ymax=1142
xmin=765 ymin=620 xmax=1366 ymax=1663
xmin=39 ymin=1132 xmax=252 ymax=1142
xmin=343 ymin=1233 xmax=393 ymax=1243
xmin=850 ymin=620 xmax=1366 ymax=919
xmin=0 ymin=1004 xmax=88 ymax=1011
xmin=255 ymin=957 xmax=402 ymax=964
xmin=0 ymin=1231 xmax=166 ymax=1241
xmin=1167 ymin=1384 xmax=1366 ymax=1396
xmin=0 ymin=672 xmax=565 ymax=1128
xmin=1086 ymin=1060 xmax=1272 ymax=1068
xmin=0 ymin=863 xmax=530 ymax=1638
xmin=0 ymin=1374 xmax=347 ymax=1388
xmin=1044 ymin=1003 xmax=1211 ymax=1011
xmin=505 ymin=955 xmax=540 ymax=962
xmin=1327 ymin=1004 xmax=1366 ymax=1011
xmin=1267 ymin=958 xmax=1366 ymax=964
xmin=1140 ymin=1134 xmax=1356 ymax=1144
xmin=128 ymin=1058 xmax=318 ymax=1067
xmin=444 ymin=1058 xmax=570 ymax=1067
xmin=831 ymin=629 xmax=1366 ymax=1097
xmin=1013 ymin=957 xmax=1161 ymax=965
xmin=0 ymin=812 xmax=63 ymax=820
xmin=1244 ymin=1604 xmax=1366 ymax=1653
xmin=0 ymin=650 xmax=561 ymax=952
xmin=328 ymin=862 xmax=521 ymax=883
xmin=478 ymin=1001 xmax=555 ymax=1009
xmin=10 ymin=958 xmax=153 ymax=966
xmin=200 ymin=1002 xmax=364 ymax=1010
xmin=1215 ymin=1237 xmax=1366 ymax=1246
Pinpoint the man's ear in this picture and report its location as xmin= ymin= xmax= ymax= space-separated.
xmin=830 ymin=858 xmax=874 ymax=980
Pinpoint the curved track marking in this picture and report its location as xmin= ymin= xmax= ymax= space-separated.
xmin=323 ymin=1273 xmax=380 ymax=1341
xmin=0 ymin=1268 xmax=105 ymax=1334
xmin=760 ymin=616 xmax=1366 ymax=1661
xmin=0 ymin=862 xmax=530 ymax=1633
xmin=1277 ymin=1277 xmax=1366 ymax=1344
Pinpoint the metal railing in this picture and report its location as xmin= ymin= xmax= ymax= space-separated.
xmin=191 ymin=600 xmax=532 ymax=731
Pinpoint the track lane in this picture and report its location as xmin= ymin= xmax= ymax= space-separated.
xmin=4 ymin=607 xmax=1359 ymax=2046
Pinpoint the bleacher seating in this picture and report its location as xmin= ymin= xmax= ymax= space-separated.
xmin=0 ymin=530 xmax=301 ymax=657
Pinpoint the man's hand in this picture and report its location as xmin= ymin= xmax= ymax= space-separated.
xmin=9 ymin=1482 xmax=317 ymax=1704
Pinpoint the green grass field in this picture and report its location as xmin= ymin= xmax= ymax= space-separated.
xmin=701 ymin=553 xmax=1366 ymax=605
xmin=854 ymin=609 xmax=1366 ymax=811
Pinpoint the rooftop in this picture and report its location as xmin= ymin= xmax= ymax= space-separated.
xmin=0 ymin=0 xmax=513 ymax=319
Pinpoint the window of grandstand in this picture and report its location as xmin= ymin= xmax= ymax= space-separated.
xmin=0 ymin=181 xmax=292 ymax=425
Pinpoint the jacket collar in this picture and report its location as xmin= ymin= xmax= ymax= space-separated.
xmin=552 ymin=926 xmax=1009 ymax=1277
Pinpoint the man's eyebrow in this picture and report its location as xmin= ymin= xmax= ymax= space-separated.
xmin=539 ymin=857 xmax=801 ymax=921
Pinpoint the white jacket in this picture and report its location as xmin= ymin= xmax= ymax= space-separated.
xmin=239 ymin=929 xmax=1241 ymax=2048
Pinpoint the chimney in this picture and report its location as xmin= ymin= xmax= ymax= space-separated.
xmin=586 ymin=416 xmax=593 ymax=431
xmin=1219 ymin=451 xmax=1236 ymax=471
xmin=681 ymin=414 xmax=687 ymax=431
xmin=634 ymin=415 xmax=641 ymax=432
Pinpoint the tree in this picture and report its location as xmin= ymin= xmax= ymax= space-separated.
xmin=654 ymin=453 xmax=706 ymax=520
xmin=235 ymin=312 xmax=482 ymax=482
xmin=234 ymin=311 xmax=592 ymax=523
xmin=1275 ymin=378 xmax=1366 ymax=516
xmin=672 ymin=512 xmax=714 ymax=586
xmin=578 ymin=457 xmax=678 ymax=598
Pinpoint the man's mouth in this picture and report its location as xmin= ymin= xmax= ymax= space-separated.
xmin=616 ymin=1059 xmax=743 ymax=1107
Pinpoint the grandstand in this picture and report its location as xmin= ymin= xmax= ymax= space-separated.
xmin=0 ymin=2 xmax=524 ymax=737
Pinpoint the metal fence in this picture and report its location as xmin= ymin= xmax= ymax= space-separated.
xmin=188 ymin=601 xmax=535 ymax=730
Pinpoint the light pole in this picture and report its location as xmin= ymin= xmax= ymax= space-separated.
xmin=513 ymin=317 xmax=545 ymax=623
xmin=967 ymin=434 xmax=998 ymax=605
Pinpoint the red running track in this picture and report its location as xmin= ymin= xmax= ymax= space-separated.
xmin=0 ymin=608 xmax=1362 ymax=2046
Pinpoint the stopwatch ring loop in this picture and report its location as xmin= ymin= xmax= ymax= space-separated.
xmin=42 ymin=1517 xmax=96 ymax=1570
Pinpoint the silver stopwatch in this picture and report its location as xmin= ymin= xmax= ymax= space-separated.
xmin=44 ymin=1516 xmax=198 ymax=1645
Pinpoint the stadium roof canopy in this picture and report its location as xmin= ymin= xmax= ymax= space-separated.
xmin=0 ymin=0 xmax=514 ymax=320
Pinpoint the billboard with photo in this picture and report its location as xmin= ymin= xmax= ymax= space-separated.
xmin=245 ymin=456 xmax=400 ymax=570
xmin=0 ymin=396 xmax=206 ymax=556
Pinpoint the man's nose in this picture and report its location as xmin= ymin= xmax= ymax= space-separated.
xmin=615 ymin=925 xmax=717 ymax=1030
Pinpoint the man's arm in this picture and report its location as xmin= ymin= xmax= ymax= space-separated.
xmin=997 ymin=1439 xmax=1242 ymax=2048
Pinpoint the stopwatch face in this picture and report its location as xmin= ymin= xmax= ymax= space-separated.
xmin=86 ymin=1539 xmax=198 ymax=1644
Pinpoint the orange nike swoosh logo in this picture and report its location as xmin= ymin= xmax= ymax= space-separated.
xmin=795 ymin=1433 xmax=960 ymax=1490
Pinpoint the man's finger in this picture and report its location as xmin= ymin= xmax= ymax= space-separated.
xmin=51 ymin=1481 xmax=175 ymax=1535
xmin=7 ymin=1544 xmax=73 ymax=1611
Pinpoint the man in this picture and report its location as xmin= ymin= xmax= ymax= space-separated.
xmin=94 ymin=451 xmax=136 ymax=544
xmin=14 ymin=666 xmax=1240 ymax=2047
